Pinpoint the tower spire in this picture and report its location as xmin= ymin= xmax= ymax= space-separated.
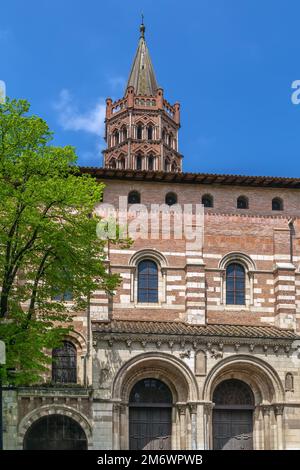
xmin=140 ymin=13 xmax=145 ymax=38
xmin=125 ymin=19 xmax=158 ymax=96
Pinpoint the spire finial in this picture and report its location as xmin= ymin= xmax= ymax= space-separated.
xmin=140 ymin=14 xmax=145 ymax=38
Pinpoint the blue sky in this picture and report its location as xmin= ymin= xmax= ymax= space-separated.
xmin=1 ymin=0 xmax=300 ymax=176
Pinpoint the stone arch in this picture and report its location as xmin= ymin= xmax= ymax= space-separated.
xmin=203 ymin=355 xmax=284 ymax=450
xmin=112 ymin=351 xmax=199 ymax=403
xmin=129 ymin=248 xmax=168 ymax=268
xmin=18 ymin=405 xmax=93 ymax=450
xmin=65 ymin=329 xmax=87 ymax=354
xmin=219 ymin=252 xmax=256 ymax=271
xmin=203 ymin=354 xmax=284 ymax=404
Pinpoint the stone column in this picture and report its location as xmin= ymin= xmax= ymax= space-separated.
xmin=261 ymin=405 xmax=271 ymax=450
xmin=274 ymin=404 xmax=284 ymax=450
xmin=203 ymin=403 xmax=214 ymax=450
xmin=189 ymin=403 xmax=198 ymax=450
xmin=176 ymin=403 xmax=187 ymax=450
xmin=112 ymin=402 xmax=122 ymax=450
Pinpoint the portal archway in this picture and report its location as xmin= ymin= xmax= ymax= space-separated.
xmin=23 ymin=414 xmax=88 ymax=450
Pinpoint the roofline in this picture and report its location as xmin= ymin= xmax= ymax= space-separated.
xmin=80 ymin=167 xmax=300 ymax=189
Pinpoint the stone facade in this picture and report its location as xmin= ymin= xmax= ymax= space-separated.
xmin=3 ymin=24 xmax=300 ymax=450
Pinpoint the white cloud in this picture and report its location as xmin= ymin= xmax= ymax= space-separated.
xmin=54 ymin=89 xmax=106 ymax=136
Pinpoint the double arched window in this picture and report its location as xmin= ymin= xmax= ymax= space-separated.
xmin=52 ymin=341 xmax=77 ymax=384
xmin=137 ymin=260 xmax=158 ymax=303
xmin=226 ymin=263 xmax=246 ymax=305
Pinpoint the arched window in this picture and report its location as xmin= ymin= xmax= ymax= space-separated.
xmin=272 ymin=197 xmax=283 ymax=211
xmin=109 ymin=158 xmax=116 ymax=169
xmin=165 ymin=192 xmax=177 ymax=206
xmin=202 ymin=194 xmax=213 ymax=208
xmin=148 ymin=156 xmax=154 ymax=171
xmin=226 ymin=263 xmax=245 ymax=305
xmin=113 ymin=130 xmax=119 ymax=146
xmin=171 ymin=162 xmax=177 ymax=172
xmin=136 ymin=155 xmax=142 ymax=170
xmin=24 ymin=415 xmax=87 ymax=450
xmin=52 ymin=341 xmax=77 ymax=384
xmin=128 ymin=191 xmax=141 ymax=204
xmin=164 ymin=159 xmax=169 ymax=172
xmin=147 ymin=126 xmax=153 ymax=140
xmin=138 ymin=260 xmax=158 ymax=303
xmin=119 ymin=156 xmax=126 ymax=169
xmin=122 ymin=126 xmax=127 ymax=141
xmin=168 ymin=134 xmax=172 ymax=147
xmin=137 ymin=125 xmax=143 ymax=140
xmin=237 ymin=196 xmax=248 ymax=209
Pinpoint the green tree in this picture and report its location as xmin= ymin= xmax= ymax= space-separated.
xmin=0 ymin=98 xmax=127 ymax=385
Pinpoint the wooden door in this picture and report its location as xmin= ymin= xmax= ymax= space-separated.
xmin=213 ymin=409 xmax=253 ymax=450
xmin=129 ymin=407 xmax=172 ymax=450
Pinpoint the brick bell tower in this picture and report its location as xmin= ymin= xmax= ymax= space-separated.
xmin=103 ymin=21 xmax=183 ymax=172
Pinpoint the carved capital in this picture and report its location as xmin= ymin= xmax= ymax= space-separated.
xmin=176 ymin=403 xmax=187 ymax=415
xmin=261 ymin=405 xmax=271 ymax=416
xmin=203 ymin=402 xmax=214 ymax=414
xmin=188 ymin=402 xmax=198 ymax=415
xmin=273 ymin=404 xmax=284 ymax=416
xmin=113 ymin=402 xmax=126 ymax=414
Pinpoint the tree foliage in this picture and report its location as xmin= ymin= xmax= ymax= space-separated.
xmin=0 ymin=98 xmax=127 ymax=385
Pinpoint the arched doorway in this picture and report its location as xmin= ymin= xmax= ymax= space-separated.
xmin=213 ymin=379 xmax=254 ymax=450
xmin=129 ymin=378 xmax=172 ymax=450
xmin=23 ymin=415 xmax=88 ymax=450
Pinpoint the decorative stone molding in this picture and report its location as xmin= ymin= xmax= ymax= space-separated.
xmin=210 ymin=348 xmax=223 ymax=359
xmin=179 ymin=349 xmax=191 ymax=359
xmin=94 ymin=332 xmax=295 ymax=353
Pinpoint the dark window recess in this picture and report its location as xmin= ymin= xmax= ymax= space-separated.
xmin=148 ymin=156 xmax=154 ymax=171
xmin=165 ymin=192 xmax=177 ymax=206
xmin=226 ymin=263 xmax=245 ymax=305
xmin=237 ymin=196 xmax=248 ymax=209
xmin=52 ymin=341 xmax=77 ymax=383
xmin=136 ymin=155 xmax=142 ymax=170
xmin=202 ymin=194 xmax=213 ymax=208
xmin=138 ymin=260 xmax=158 ymax=303
xmin=147 ymin=126 xmax=153 ymax=140
xmin=272 ymin=197 xmax=283 ymax=211
xmin=128 ymin=191 xmax=141 ymax=204
xmin=137 ymin=126 xmax=143 ymax=140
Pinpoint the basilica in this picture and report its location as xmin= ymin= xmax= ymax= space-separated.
xmin=3 ymin=23 xmax=300 ymax=450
